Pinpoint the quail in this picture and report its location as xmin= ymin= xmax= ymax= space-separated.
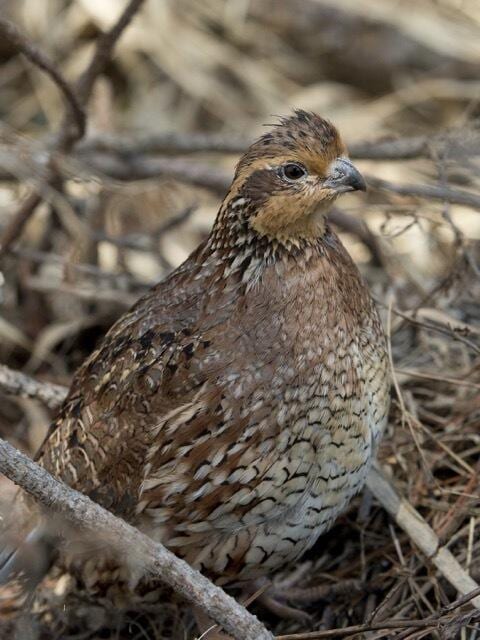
xmin=1 ymin=111 xmax=390 ymax=622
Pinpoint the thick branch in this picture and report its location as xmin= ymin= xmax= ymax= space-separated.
xmin=0 ymin=437 xmax=273 ymax=640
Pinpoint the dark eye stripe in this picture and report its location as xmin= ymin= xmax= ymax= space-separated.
xmin=282 ymin=163 xmax=307 ymax=181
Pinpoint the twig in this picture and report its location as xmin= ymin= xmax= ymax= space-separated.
xmin=395 ymin=368 xmax=480 ymax=390
xmin=0 ymin=192 xmax=43 ymax=258
xmin=367 ymin=175 xmax=480 ymax=211
xmin=0 ymin=364 xmax=67 ymax=410
xmin=12 ymin=246 xmax=140 ymax=284
xmin=0 ymin=437 xmax=273 ymax=640
xmin=78 ymin=131 xmax=250 ymax=155
xmin=349 ymin=136 xmax=431 ymax=160
xmin=436 ymin=462 xmax=480 ymax=545
xmin=275 ymin=586 xmax=480 ymax=638
xmin=0 ymin=0 xmax=146 ymax=256
xmin=328 ymin=208 xmax=383 ymax=266
xmin=25 ymin=276 xmax=139 ymax=307
xmin=275 ymin=619 xmax=448 ymax=639
xmin=74 ymin=0 xmax=146 ymax=106
xmin=387 ymin=304 xmax=480 ymax=356
xmin=77 ymin=152 xmax=233 ymax=192
xmin=0 ymin=17 xmax=85 ymax=142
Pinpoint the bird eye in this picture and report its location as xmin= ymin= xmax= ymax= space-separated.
xmin=282 ymin=163 xmax=307 ymax=181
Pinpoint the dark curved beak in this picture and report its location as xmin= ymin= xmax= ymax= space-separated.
xmin=324 ymin=157 xmax=367 ymax=193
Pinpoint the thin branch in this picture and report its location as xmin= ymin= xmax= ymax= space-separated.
xmin=275 ymin=592 xmax=480 ymax=639
xmin=25 ymin=276 xmax=139 ymax=307
xmin=80 ymin=153 xmax=480 ymax=212
xmin=0 ymin=17 xmax=85 ymax=142
xmin=367 ymin=175 xmax=480 ymax=211
xmin=0 ymin=192 xmax=43 ymax=257
xmin=74 ymin=0 xmax=146 ymax=106
xmin=0 ymin=437 xmax=273 ymax=640
xmin=349 ymin=136 xmax=431 ymax=160
xmin=0 ymin=364 xmax=67 ymax=410
xmin=328 ymin=207 xmax=384 ymax=266
xmin=77 ymin=131 xmax=480 ymax=161
xmin=0 ymin=0 xmax=146 ymax=257
xmin=78 ymin=130 xmax=250 ymax=155
xmin=83 ymin=153 xmax=233 ymax=192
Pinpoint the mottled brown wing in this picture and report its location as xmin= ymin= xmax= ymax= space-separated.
xmin=37 ymin=245 xmax=221 ymax=518
xmin=39 ymin=331 xmax=198 ymax=516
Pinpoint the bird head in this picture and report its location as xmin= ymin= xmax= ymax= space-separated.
xmin=224 ymin=110 xmax=365 ymax=245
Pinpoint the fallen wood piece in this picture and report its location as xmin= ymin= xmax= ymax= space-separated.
xmin=367 ymin=463 xmax=480 ymax=609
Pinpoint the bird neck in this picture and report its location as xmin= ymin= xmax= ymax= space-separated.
xmin=208 ymin=193 xmax=330 ymax=259
xmin=202 ymin=196 xmax=342 ymax=293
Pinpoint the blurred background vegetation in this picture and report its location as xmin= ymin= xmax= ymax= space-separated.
xmin=0 ymin=1 xmax=480 ymax=638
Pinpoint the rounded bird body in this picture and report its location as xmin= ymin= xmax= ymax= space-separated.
xmin=5 ymin=111 xmax=390 ymax=595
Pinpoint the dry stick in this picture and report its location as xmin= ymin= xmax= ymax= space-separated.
xmin=0 ymin=364 xmax=67 ymax=410
xmin=0 ymin=17 xmax=85 ymax=141
xmin=77 ymin=132 xmax=479 ymax=161
xmin=0 ymin=438 xmax=273 ymax=640
xmin=0 ymin=0 xmax=146 ymax=256
xmin=386 ymin=304 xmax=480 ymax=356
xmin=26 ymin=276 xmax=138 ymax=307
xmin=79 ymin=152 xmax=234 ymax=192
xmin=0 ymin=132 xmax=449 ymax=172
xmin=366 ymin=463 xmax=480 ymax=610
xmin=367 ymin=175 xmax=480 ymax=211
xmin=78 ymin=130 xmax=251 ymax=155
xmin=75 ymin=0 xmax=145 ymax=104
xmin=0 ymin=21 xmax=83 ymax=255
xmin=80 ymin=152 xmax=480 ymax=213
xmin=275 ymin=619 xmax=459 ymax=639
xmin=395 ymin=368 xmax=480 ymax=390
xmin=0 ymin=14 xmax=85 ymax=254
xmin=276 ymin=587 xmax=480 ymax=639
xmin=0 ymin=192 xmax=43 ymax=260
